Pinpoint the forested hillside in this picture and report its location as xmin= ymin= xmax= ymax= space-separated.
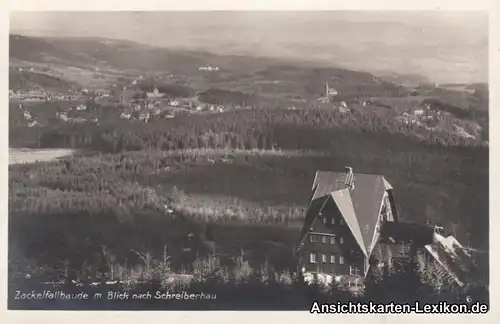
xmin=10 ymin=107 xmax=487 ymax=151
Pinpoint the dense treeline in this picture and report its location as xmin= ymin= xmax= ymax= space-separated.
xmin=8 ymin=248 xmax=488 ymax=310
xmin=8 ymin=151 xmax=301 ymax=270
xmin=10 ymin=107 xmax=486 ymax=152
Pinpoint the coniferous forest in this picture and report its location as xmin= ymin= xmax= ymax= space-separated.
xmin=9 ymin=104 xmax=489 ymax=309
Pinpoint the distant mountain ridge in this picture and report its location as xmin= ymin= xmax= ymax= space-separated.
xmin=9 ymin=34 xmax=282 ymax=75
xmin=9 ymin=34 xmax=404 ymax=94
xmin=9 ymin=34 xmax=488 ymax=110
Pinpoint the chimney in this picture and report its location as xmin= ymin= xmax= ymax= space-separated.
xmin=345 ymin=166 xmax=355 ymax=190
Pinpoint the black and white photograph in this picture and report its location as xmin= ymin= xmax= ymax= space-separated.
xmin=7 ymin=10 xmax=490 ymax=312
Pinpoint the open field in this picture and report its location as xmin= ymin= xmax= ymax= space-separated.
xmin=9 ymin=148 xmax=77 ymax=165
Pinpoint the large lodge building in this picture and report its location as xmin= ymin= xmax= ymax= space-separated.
xmin=297 ymin=168 xmax=397 ymax=284
xmin=296 ymin=167 xmax=483 ymax=289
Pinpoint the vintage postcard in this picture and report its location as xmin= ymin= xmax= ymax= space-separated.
xmin=3 ymin=1 xmax=497 ymax=322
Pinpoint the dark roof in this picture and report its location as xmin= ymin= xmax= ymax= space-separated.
xmin=299 ymin=195 xmax=329 ymax=246
xmin=424 ymin=233 xmax=478 ymax=286
xmin=300 ymin=171 xmax=392 ymax=256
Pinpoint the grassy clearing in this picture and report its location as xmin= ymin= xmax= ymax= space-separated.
xmin=171 ymin=193 xmax=307 ymax=224
xmin=9 ymin=148 xmax=77 ymax=165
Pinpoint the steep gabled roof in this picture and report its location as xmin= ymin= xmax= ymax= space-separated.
xmin=331 ymin=189 xmax=367 ymax=256
xmin=300 ymin=170 xmax=392 ymax=256
xmin=350 ymin=174 xmax=387 ymax=253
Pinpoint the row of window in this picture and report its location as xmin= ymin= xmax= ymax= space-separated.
xmin=322 ymin=215 xmax=344 ymax=225
xmin=310 ymin=252 xmax=344 ymax=264
xmin=309 ymin=234 xmax=344 ymax=244
xmin=309 ymin=253 xmax=361 ymax=276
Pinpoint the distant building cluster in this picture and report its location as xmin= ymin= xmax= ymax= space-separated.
xmin=318 ymin=82 xmax=339 ymax=103
xmin=9 ymin=89 xmax=50 ymax=102
xmin=198 ymin=65 xmax=220 ymax=72
xmin=146 ymin=87 xmax=163 ymax=99
xmin=55 ymin=111 xmax=95 ymax=124
xmin=392 ymin=103 xmax=479 ymax=140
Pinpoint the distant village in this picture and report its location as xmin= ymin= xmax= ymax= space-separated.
xmin=9 ymin=68 xmax=482 ymax=141
xmin=9 ymin=68 xmax=243 ymax=127
xmin=316 ymin=82 xmax=480 ymax=140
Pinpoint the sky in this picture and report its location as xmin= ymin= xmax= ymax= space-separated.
xmin=9 ymin=11 xmax=489 ymax=84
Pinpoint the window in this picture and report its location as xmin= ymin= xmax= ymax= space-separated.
xmin=322 ymin=236 xmax=328 ymax=244
xmin=339 ymin=218 xmax=344 ymax=225
xmin=309 ymin=235 xmax=318 ymax=243
xmin=322 ymin=254 xmax=327 ymax=263
xmin=330 ymin=255 xmax=336 ymax=263
xmin=339 ymin=256 xmax=344 ymax=264
xmin=322 ymin=216 xmax=327 ymax=224
xmin=340 ymin=237 xmax=344 ymax=244
xmin=349 ymin=266 xmax=360 ymax=276
xmin=330 ymin=236 xmax=336 ymax=244
xmin=310 ymin=253 xmax=317 ymax=263
xmin=331 ymin=218 xmax=336 ymax=225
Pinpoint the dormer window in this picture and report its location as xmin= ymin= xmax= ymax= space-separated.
xmin=309 ymin=235 xmax=319 ymax=243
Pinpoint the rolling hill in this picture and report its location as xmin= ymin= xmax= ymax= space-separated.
xmin=9 ymin=34 xmax=488 ymax=120
xmin=9 ymin=68 xmax=78 ymax=92
xmin=10 ymin=34 xmax=274 ymax=74
xmin=9 ymin=35 xmax=409 ymax=100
